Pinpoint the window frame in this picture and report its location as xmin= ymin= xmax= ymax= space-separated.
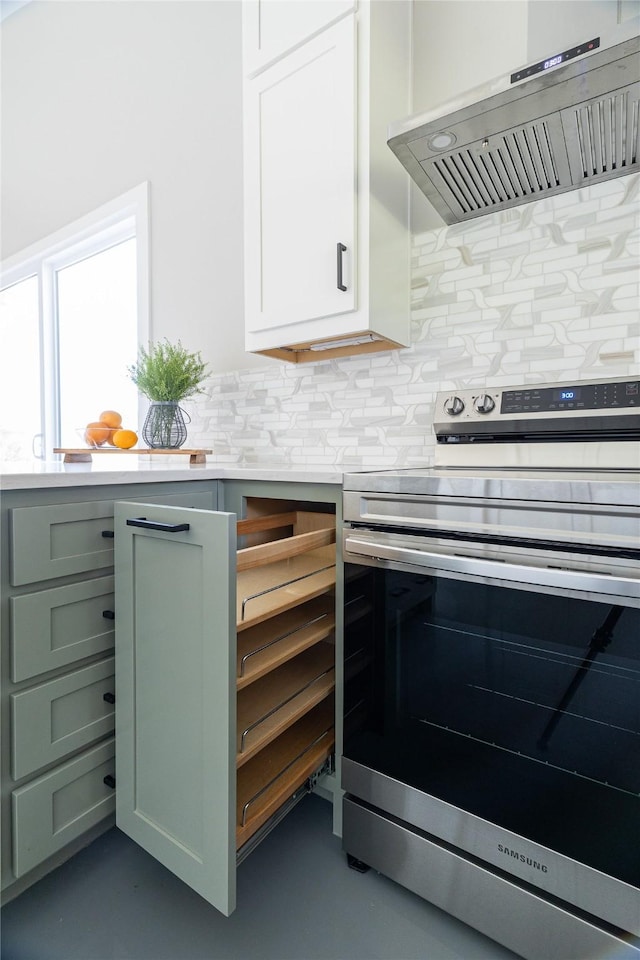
xmin=0 ymin=182 xmax=150 ymax=457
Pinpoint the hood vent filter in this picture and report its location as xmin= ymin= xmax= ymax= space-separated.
xmin=431 ymin=120 xmax=561 ymax=216
xmin=570 ymin=87 xmax=639 ymax=177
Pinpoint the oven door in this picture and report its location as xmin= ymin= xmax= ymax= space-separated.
xmin=342 ymin=528 xmax=640 ymax=939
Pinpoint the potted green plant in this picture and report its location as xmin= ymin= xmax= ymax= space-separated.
xmin=128 ymin=340 xmax=209 ymax=449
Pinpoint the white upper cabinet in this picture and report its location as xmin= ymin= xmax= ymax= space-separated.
xmin=244 ymin=16 xmax=356 ymax=338
xmin=243 ymin=0 xmax=355 ymax=77
xmin=243 ymin=1 xmax=412 ymax=363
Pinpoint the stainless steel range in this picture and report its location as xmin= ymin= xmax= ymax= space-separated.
xmin=341 ymin=376 xmax=640 ymax=960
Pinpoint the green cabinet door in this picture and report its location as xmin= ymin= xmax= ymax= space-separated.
xmin=114 ymin=502 xmax=237 ymax=914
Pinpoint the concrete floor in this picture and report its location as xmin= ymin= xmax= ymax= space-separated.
xmin=1 ymin=794 xmax=519 ymax=960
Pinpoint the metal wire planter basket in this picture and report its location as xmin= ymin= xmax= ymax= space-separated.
xmin=142 ymin=402 xmax=190 ymax=449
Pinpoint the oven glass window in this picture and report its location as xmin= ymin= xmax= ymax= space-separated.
xmin=343 ymin=564 xmax=640 ymax=886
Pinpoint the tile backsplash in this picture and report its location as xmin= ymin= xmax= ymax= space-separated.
xmin=190 ymin=173 xmax=639 ymax=469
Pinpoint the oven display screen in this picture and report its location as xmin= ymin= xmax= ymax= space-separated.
xmin=557 ymin=388 xmax=580 ymax=401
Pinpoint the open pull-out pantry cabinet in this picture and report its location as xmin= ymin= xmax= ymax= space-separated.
xmin=114 ymin=491 xmax=338 ymax=915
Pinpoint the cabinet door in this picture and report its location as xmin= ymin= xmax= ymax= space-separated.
xmin=244 ymin=14 xmax=356 ymax=338
xmin=114 ymin=502 xmax=237 ymax=914
xmin=243 ymin=0 xmax=354 ymax=76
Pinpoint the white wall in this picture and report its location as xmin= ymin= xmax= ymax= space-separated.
xmin=411 ymin=0 xmax=528 ymax=114
xmin=0 ymin=0 xmax=261 ymax=374
xmin=527 ymin=0 xmax=640 ymax=61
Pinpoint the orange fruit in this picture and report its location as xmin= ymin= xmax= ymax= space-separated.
xmin=84 ymin=421 xmax=110 ymax=446
xmin=105 ymin=429 xmax=118 ymax=446
xmin=99 ymin=410 xmax=122 ymax=429
xmin=112 ymin=429 xmax=138 ymax=449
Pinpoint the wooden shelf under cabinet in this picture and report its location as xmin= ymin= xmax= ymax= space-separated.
xmin=236 ymin=698 xmax=334 ymax=849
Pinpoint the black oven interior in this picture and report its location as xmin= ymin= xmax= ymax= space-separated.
xmin=343 ymin=563 xmax=640 ymax=889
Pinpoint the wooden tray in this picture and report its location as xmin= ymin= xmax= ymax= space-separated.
xmin=54 ymin=447 xmax=212 ymax=465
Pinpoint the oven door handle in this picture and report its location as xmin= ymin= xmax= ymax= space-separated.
xmin=343 ymin=535 xmax=640 ymax=602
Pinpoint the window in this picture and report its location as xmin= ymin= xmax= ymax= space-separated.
xmin=0 ymin=184 xmax=149 ymax=460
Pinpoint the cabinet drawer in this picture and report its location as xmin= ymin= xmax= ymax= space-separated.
xmin=12 ymin=738 xmax=115 ymax=878
xmin=10 ymin=501 xmax=115 ymax=585
xmin=11 ymin=658 xmax=115 ymax=781
xmin=10 ymin=576 xmax=115 ymax=682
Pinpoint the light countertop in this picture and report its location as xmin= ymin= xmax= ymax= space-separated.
xmin=0 ymin=458 xmax=345 ymax=491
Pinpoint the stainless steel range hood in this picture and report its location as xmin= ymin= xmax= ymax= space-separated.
xmin=388 ymin=34 xmax=640 ymax=224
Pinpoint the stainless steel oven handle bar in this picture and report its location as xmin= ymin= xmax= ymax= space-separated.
xmin=344 ymin=534 xmax=640 ymax=603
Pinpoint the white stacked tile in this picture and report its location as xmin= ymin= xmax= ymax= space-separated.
xmin=190 ymin=174 xmax=639 ymax=468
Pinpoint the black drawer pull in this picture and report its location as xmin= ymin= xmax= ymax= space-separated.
xmin=103 ymin=692 xmax=115 ymax=704
xmin=103 ymin=774 xmax=116 ymax=789
xmin=126 ymin=517 xmax=190 ymax=533
xmin=337 ymin=242 xmax=347 ymax=291
xmin=101 ymin=530 xmax=114 ymax=539
xmin=102 ymin=610 xmax=115 ymax=620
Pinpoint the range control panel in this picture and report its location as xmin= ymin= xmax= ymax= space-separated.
xmin=501 ymin=379 xmax=639 ymax=414
xmin=436 ymin=377 xmax=640 ymax=425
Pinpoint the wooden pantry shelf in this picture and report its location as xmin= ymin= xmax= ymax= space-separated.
xmin=53 ymin=447 xmax=212 ymax=465
xmin=236 ymin=641 xmax=335 ymax=766
xmin=237 ymin=526 xmax=335 ymax=572
xmin=237 ymin=509 xmax=335 ymax=549
xmin=236 ymin=545 xmax=336 ymax=630
xmin=237 ymin=596 xmax=335 ymax=689
xmin=236 ymin=698 xmax=334 ymax=849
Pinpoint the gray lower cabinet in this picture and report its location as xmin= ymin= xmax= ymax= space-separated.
xmin=115 ymin=487 xmax=338 ymax=915
xmin=1 ymin=480 xmax=219 ymax=902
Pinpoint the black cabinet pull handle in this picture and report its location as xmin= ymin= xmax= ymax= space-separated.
xmin=337 ymin=242 xmax=347 ymax=291
xmin=101 ymin=530 xmax=114 ymax=539
xmin=102 ymin=610 xmax=115 ymax=620
xmin=126 ymin=517 xmax=190 ymax=533
xmin=103 ymin=692 xmax=116 ymax=704
xmin=103 ymin=775 xmax=116 ymax=789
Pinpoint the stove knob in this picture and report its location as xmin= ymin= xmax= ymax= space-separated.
xmin=444 ymin=396 xmax=465 ymax=416
xmin=474 ymin=394 xmax=496 ymax=415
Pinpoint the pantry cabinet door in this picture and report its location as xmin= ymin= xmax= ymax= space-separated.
xmin=114 ymin=502 xmax=237 ymax=915
xmin=243 ymin=0 xmax=354 ymax=76
xmin=244 ymin=14 xmax=356 ymax=339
